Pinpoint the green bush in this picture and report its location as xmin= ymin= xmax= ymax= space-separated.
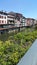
xmin=0 ymin=28 xmax=37 ymax=65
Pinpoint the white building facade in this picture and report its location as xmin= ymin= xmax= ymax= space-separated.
xmin=0 ymin=13 xmax=7 ymax=24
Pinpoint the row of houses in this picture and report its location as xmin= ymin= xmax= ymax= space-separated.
xmin=8 ymin=12 xmax=37 ymax=27
xmin=0 ymin=11 xmax=37 ymax=33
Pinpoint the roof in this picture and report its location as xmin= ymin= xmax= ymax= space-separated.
xmin=26 ymin=18 xmax=35 ymax=20
xmin=23 ymin=16 xmax=26 ymax=19
xmin=16 ymin=13 xmax=23 ymax=17
xmin=8 ymin=11 xmax=16 ymax=16
xmin=0 ymin=11 xmax=8 ymax=15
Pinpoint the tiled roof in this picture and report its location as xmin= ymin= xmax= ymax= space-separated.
xmin=26 ymin=18 xmax=35 ymax=20
xmin=8 ymin=11 xmax=16 ymax=16
xmin=0 ymin=11 xmax=8 ymax=15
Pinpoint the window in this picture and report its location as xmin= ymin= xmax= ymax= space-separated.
xmin=2 ymin=20 xmax=4 ymax=23
xmin=4 ymin=16 xmax=6 ymax=19
xmin=2 ymin=16 xmax=3 ymax=18
xmin=0 ymin=16 xmax=1 ymax=18
xmin=0 ymin=20 xmax=1 ymax=23
xmin=5 ymin=21 xmax=6 ymax=23
xmin=0 ymin=16 xmax=3 ymax=18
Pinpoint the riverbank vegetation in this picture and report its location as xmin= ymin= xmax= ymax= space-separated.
xmin=0 ymin=27 xmax=37 ymax=65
